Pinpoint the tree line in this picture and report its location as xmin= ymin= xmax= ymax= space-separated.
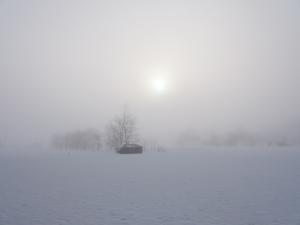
xmin=51 ymin=108 xmax=138 ymax=151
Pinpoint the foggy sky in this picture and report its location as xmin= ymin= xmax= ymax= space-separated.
xmin=0 ymin=0 xmax=299 ymax=146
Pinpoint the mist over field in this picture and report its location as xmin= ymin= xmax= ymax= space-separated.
xmin=0 ymin=2 xmax=300 ymax=224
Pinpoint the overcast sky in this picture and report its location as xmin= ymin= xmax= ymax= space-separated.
xmin=0 ymin=0 xmax=299 ymax=146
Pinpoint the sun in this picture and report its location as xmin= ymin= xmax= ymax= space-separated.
xmin=151 ymin=78 xmax=167 ymax=95
xmin=144 ymin=68 xmax=171 ymax=96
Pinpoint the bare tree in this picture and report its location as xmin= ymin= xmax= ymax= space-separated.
xmin=105 ymin=108 xmax=139 ymax=150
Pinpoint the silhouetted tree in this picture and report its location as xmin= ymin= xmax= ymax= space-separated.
xmin=105 ymin=108 xmax=139 ymax=150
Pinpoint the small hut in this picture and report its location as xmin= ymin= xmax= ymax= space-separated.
xmin=117 ymin=144 xmax=143 ymax=154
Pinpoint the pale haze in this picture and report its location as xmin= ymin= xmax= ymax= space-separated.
xmin=0 ymin=0 xmax=299 ymax=146
xmin=1 ymin=2 xmax=300 ymax=225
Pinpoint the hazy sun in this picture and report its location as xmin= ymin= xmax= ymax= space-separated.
xmin=151 ymin=78 xmax=167 ymax=95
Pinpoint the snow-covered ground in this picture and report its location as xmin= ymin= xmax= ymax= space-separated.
xmin=0 ymin=147 xmax=300 ymax=225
